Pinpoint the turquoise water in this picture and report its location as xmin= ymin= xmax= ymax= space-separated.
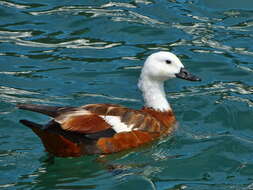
xmin=0 ymin=0 xmax=253 ymax=189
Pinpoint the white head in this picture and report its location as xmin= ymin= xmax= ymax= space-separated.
xmin=140 ymin=51 xmax=182 ymax=81
xmin=139 ymin=51 xmax=201 ymax=84
xmin=138 ymin=51 xmax=201 ymax=111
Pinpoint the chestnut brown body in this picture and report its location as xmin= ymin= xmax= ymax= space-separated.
xmin=18 ymin=103 xmax=176 ymax=157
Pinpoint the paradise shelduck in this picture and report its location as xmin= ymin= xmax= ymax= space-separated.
xmin=17 ymin=51 xmax=201 ymax=157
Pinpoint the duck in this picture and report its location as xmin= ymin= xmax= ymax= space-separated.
xmin=17 ymin=51 xmax=201 ymax=157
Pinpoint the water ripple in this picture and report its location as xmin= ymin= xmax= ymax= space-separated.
xmin=182 ymin=129 xmax=253 ymax=145
xmin=0 ymin=86 xmax=39 ymax=95
xmin=172 ymin=10 xmax=253 ymax=56
xmin=16 ymin=38 xmax=121 ymax=49
xmin=69 ymin=92 xmax=140 ymax=102
xmin=101 ymin=2 xmax=136 ymax=8
xmin=0 ymin=30 xmax=121 ymax=49
xmin=134 ymin=0 xmax=153 ymax=5
xmin=0 ymin=86 xmax=49 ymax=104
xmin=237 ymin=65 xmax=253 ymax=73
xmin=170 ymin=81 xmax=253 ymax=97
xmin=169 ymin=81 xmax=253 ymax=107
xmin=0 ymin=0 xmax=30 ymax=9
xmin=0 ymin=183 xmax=16 ymax=188
xmin=28 ymin=5 xmax=165 ymax=26
xmin=0 ymin=30 xmax=32 ymax=38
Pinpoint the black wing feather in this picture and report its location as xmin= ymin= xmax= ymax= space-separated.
xmin=17 ymin=103 xmax=74 ymax=117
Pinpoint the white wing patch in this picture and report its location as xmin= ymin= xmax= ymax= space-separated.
xmin=101 ymin=115 xmax=134 ymax=133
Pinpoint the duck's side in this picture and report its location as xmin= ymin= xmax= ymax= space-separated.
xmin=95 ymin=105 xmax=176 ymax=154
xmin=18 ymin=103 xmax=176 ymax=157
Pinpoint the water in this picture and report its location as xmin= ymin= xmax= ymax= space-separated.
xmin=0 ymin=0 xmax=253 ymax=189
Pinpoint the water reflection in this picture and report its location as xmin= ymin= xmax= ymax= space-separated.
xmin=16 ymin=151 xmax=161 ymax=190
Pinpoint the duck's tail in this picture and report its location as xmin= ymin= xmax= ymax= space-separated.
xmin=17 ymin=103 xmax=63 ymax=117
xmin=19 ymin=119 xmax=83 ymax=157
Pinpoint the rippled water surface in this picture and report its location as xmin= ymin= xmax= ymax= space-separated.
xmin=1 ymin=0 xmax=253 ymax=189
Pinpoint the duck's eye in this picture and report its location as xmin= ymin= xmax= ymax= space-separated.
xmin=166 ymin=60 xmax=172 ymax=64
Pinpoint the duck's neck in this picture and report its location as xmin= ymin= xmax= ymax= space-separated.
xmin=138 ymin=75 xmax=172 ymax=112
